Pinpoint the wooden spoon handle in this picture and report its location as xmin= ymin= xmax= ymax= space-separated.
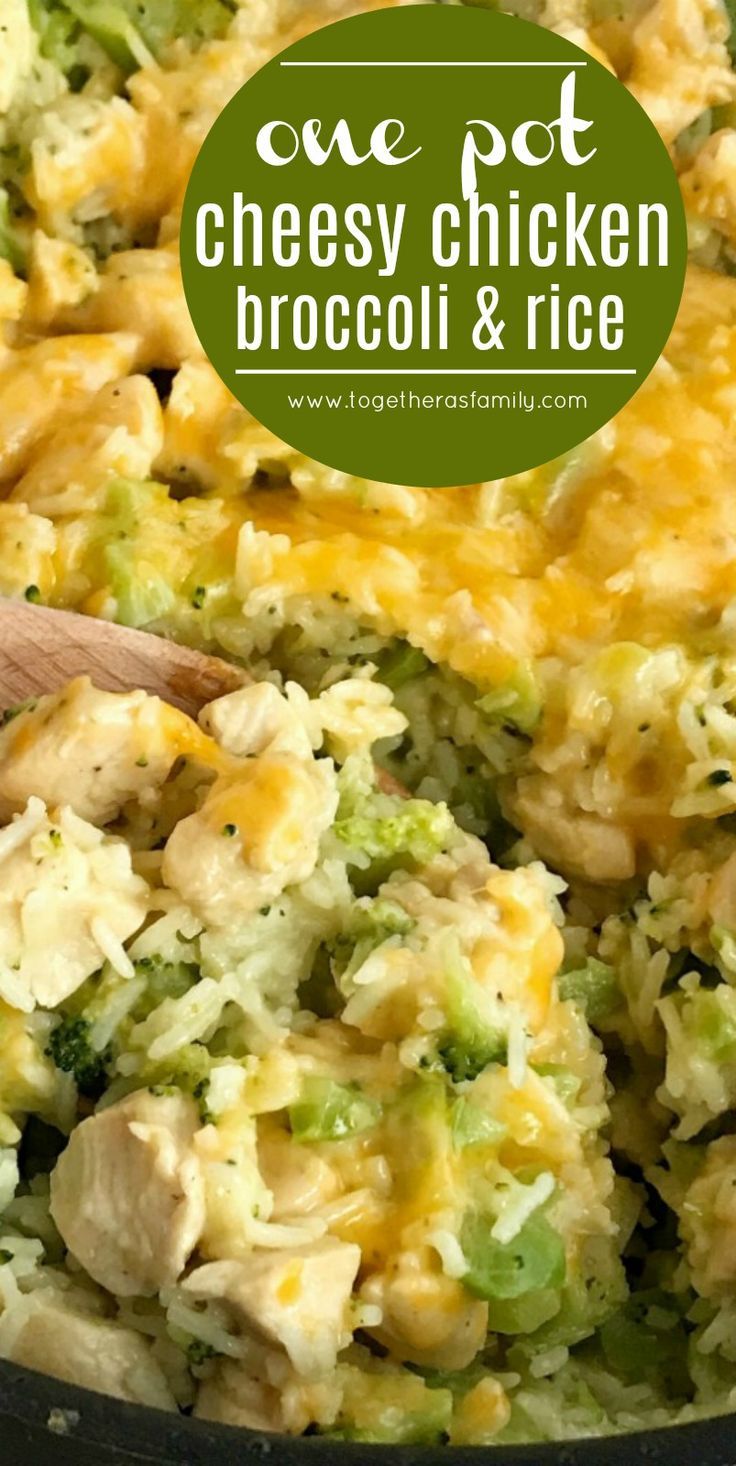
xmin=0 ymin=601 xmax=247 ymax=720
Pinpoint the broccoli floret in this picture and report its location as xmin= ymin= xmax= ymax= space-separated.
xmin=289 ymin=1078 xmax=380 ymax=1142
xmin=336 ymin=800 xmax=453 ymax=866
xmin=558 ymin=959 xmax=620 ymax=1026
xmin=437 ymin=1030 xmax=506 ymax=1084
xmin=334 ymin=756 xmax=454 ymax=894
xmin=330 ymin=898 xmax=414 ymax=983
xmin=475 ymin=661 xmax=541 ymax=737
xmin=461 ymin=1211 xmax=566 ymax=1303
xmin=46 ymin=1016 xmax=109 ymax=1096
xmin=450 ymin=1097 xmax=506 ymax=1150
xmin=58 ymin=0 xmax=235 ymax=72
xmin=435 ymin=944 xmax=507 ymax=1083
xmin=132 ymin=954 xmax=199 ymax=1020
xmin=28 ymin=0 xmax=83 ymax=72
xmin=376 ymin=641 xmax=430 ymax=691
xmin=142 ymin=1042 xmax=214 ymax=1123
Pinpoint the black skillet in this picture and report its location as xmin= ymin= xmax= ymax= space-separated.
xmin=1 ymin=1360 xmax=734 ymax=1465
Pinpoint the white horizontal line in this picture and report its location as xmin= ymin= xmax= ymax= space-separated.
xmin=279 ymin=60 xmax=586 ymax=67
xmin=235 ymin=368 xmax=635 ymax=376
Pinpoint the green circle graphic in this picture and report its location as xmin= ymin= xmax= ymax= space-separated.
xmin=181 ymin=6 xmax=686 ymax=488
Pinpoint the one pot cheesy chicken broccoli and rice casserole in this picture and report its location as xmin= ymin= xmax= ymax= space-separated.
xmin=2 ymin=0 xmax=736 ymax=1448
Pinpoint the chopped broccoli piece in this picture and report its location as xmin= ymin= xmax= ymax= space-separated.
xmin=599 ymin=1290 xmax=690 ymax=1396
xmin=170 ymin=1047 xmax=211 ymax=1114
xmin=335 ymin=753 xmax=454 ymax=872
xmin=435 ymin=942 xmax=507 ymax=1083
xmin=45 ymin=1016 xmax=109 ymax=1096
xmin=140 ymin=1042 xmax=214 ymax=1121
xmin=330 ymin=898 xmax=414 ymax=983
xmin=289 ymin=1078 xmax=380 ymax=1142
xmin=461 ymin=1212 xmax=566 ymax=1302
xmin=88 ymin=478 xmax=231 ymax=630
xmin=105 ymin=537 xmax=177 ymax=627
xmin=437 ymin=1036 xmax=505 ymax=1084
xmin=132 ymin=955 xmax=200 ymax=1020
xmin=437 ymin=1029 xmax=506 ymax=1085
xmin=476 ymin=661 xmax=541 ymax=736
xmin=376 ymin=641 xmax=431 ymax=691
xmin=60 ymin=0 xmax=235 ymax=71
xmin=450 ymin=1097 xmax=506 ymax=1150
xmin=335 ymin=793 xmax=453 ymax=868
xmin=59 ymin=0 xmax=152 ymax=70
xmin=558 ymin=959 xmax=620 ymax=1025
xmin=27 ymin=0 xmax=83 ymax=76
xmin=0 ymin=188 xmax=27 ymax=276
xmin=533 ymin=1064 xmax=582 ymax=1106
xmin=677 ymin=984 xmax=736 ymax=1058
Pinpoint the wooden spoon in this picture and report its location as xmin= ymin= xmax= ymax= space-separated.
xmin=0 ymin=600 xmax=248 ymax=719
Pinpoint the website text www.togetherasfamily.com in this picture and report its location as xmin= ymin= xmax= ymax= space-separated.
xmin=286 ymin=388 xmax=588 ymax=413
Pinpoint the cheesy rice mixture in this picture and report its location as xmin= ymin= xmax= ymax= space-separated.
xmin=1 ymin=0 xmax=736 ymax=1446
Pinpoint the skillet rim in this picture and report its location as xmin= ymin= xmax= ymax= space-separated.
xmin=1 ymin=1358 xmax=735 ymax=1465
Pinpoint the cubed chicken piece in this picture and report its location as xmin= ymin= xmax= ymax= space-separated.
xmin=11 ymin=376 xmax=163 ymax=519
xmin=54 ymin=247 xmax=201 ymax=370
xmin=0 ymin=677 xmax=200 ymax=826
xmin=0 ymin=799 xmax=147 ymax=1011
xmin=162 ymin=754 xmax=337 ymax=925
xmin=504 ymin=775 xmax=636 ymax=882
xmin=0 ymin=333 xmax=139 ymax=483
xmin=258 ymin=1125 xmax=341 ymax=1218
xmin=155 ymin=359 xmax=242 ymax=494
xmin=24 ymin=233 xmax=99 ymax=330
xmin=681 ymin=1136 xmax=736 ymax=1299
xmin=195 ymin=1359 xmax=284 ymax=1432
xmin=182 ymin=1237 xmax=361 ymax=1377
xmin=360 ymin=1248 xmax=488 ymax=1371
xmin=200 ymin=682 xmax=313 ymax=761
xmin=0 ymin=1292 xmax=175 ymax=1410
xmin=50 ymin=1090 xmax=205 ymax=1297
